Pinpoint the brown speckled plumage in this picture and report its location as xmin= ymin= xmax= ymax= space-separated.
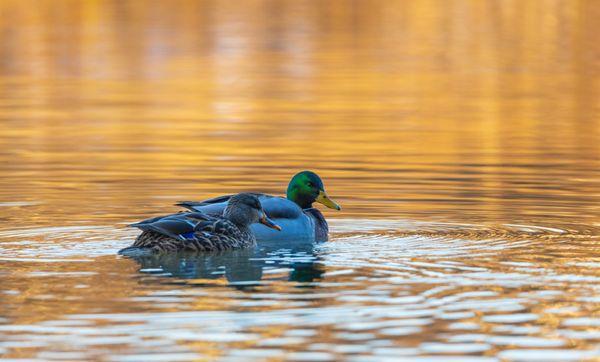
xmin=119 ymin=193 xmax=276 ymax=255
xmin=131 ymin=218 xmax=255 ymax=253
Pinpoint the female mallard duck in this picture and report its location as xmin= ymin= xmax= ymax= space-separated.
xmin=118 ymin=193 xmax=281 ymax=255
xmin=176 ymin=171 xmax=341 ymax=242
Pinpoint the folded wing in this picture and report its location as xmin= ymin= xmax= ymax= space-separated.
xmin=176 ymin=194 xmax=302 ymax=220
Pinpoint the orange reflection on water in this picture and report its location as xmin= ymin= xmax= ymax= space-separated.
xmin=0 ymin=1 xmax=599 ymax=361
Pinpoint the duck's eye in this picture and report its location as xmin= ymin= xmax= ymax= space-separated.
xmin=307 ymin=182 xmax=314 ymax=188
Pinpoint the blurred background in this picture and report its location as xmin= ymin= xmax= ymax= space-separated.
xmin=1 ymin=0 xmax=598 ymax=226
xmin=1 ymin=1 xmax=599 ymax=361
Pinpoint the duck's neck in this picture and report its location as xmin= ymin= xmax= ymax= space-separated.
xmin=234 ymin=223 xmax=251 ymax=233
xmin=236 ymin=225 xmax=255 ymax=243
xmin=228 ymin=217 xmax=252 ymax=235
xmin=287 ymin=187 xmax=314 ymax=209
xmin=224 ymin=206 xmax=250 ymax=227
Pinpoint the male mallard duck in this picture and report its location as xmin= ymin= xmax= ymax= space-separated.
xmin=118 ymin=193 xmax=281 ymax=255
xmin=176 ymin=171 xmax=341 ymax=242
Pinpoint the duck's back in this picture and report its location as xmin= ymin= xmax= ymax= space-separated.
xmin=177 ymin=194 xmax=302 ymax=218
xmin=120 ymin=213 xmax=251 ymax=255
xmin=177 ymin=194 xmax=318 ymax=242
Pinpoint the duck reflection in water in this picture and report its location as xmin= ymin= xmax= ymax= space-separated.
xmin=124 ymin=239 xmax=325 ymax=285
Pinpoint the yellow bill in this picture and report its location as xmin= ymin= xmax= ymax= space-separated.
xmin=316 ymin=190 xmax=341 ymax=210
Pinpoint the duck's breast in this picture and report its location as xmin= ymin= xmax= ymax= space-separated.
xmin=250 ymin=213 xmax=315 ymax=242
xmin=250 ymin=197 xmax=315 ymax=242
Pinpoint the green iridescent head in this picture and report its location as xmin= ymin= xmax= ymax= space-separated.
xmin=286 ymin=171 xmax=341 ymax=210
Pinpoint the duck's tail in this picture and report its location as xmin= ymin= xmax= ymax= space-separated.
xmin=176 ymin=195 xmax=234 ymax=210
xmin=117 ymin=245 xmax=155 ymax=258
xmin=175 ymin=201 xmax=203 ymax=210
xmin=119 ymin=231 xmax=183 ymax=257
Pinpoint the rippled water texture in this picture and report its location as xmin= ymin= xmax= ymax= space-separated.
xmin=1 ymin=1 xmax=599 ymax=361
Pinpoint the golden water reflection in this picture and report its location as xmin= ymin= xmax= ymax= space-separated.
xmin=0 ymin=1 xmax=599 ymax=361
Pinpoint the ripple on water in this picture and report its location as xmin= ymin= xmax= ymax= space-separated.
xmin=497 ymin=349 xmax=600 ymax=361
xmin=482 ymin=313 xmax=539 ymax=324
xmin=0 ymin=219 xmax=599 ymax=361
xmin=0 ymin=225 xmax=137 ymax=261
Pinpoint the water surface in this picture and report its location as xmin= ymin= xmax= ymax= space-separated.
xmin=1 ymin=1 xmax=599 ymax=361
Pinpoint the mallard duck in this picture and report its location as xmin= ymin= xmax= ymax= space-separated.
xmin=176 ymin=171 xmax=341 ymax=242
xmin=118 ymin=193 xmax=281 ymax=255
